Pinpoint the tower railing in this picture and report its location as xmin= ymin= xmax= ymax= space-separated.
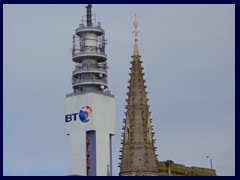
xmin=72 ymin=51 xmax=107 ymax=60
xmin=66 ymin=89 xmax=114 ymax=97
xmin=73 ymin=65 xmax=107 ymax=75
xmin=72 ymin=51 xmax=107 ymax=56
xmin=76 ymin=25 xmax=104 ymax=32
xmin=76 ymin=25 xmax=105 ymax=36
xmin=72 ymin=78 xmax=107 ymax=85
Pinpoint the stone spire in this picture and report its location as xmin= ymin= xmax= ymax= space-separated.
xmin=119 ymin=14 xmax=159 ymax=176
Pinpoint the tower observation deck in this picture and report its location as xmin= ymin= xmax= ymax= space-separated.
xmin=70 ymin=4 xmax=111 ymax=96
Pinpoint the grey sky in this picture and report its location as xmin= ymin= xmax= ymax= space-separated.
xmin=3 ymin=4 xmax=235 ymax=176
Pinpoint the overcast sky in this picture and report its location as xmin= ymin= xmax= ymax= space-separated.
xmin=3 ymin=4 xmax=235 ymax=176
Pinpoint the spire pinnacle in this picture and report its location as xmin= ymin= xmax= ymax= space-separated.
xmin=133 ymin=13 xmax=140 ymax=56
xmin=133 ymin=13 xmax=139 ymax=40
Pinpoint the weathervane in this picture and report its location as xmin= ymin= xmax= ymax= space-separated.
xmin=133 ymin=13 xmax=140 ymax=40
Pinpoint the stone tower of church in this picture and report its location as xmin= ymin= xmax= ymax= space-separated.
xmin=119 ymin=15 xmax=159 ymax=176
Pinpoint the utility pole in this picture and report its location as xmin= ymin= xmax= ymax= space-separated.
xmin=166 ymin=160 xmax=174 ymax=176
xmin=206 ymin=154 xmax=213 ymax=169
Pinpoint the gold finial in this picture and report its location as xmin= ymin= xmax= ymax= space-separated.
xmin=133 ymin=13 xmax=139 ymax=40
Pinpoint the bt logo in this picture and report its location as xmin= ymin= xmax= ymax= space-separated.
xmin=65 ymin=106 xmax=92 ymax=123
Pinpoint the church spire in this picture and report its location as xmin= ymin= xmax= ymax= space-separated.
xmin=119 ymin=14 xmax=159 ymax=176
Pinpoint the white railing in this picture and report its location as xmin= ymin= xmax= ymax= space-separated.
xmin=66 ymin=89 xmax=114 ymax=98
xmin=72 ymin=51 xmax=107 ymax=58
xmin=72 ymin=78 xmax=107 ymax=85
xmin=73 ymin=66 xmax=107 ymax=74
xmin=76 ymin=26 xmax=104 ymax=33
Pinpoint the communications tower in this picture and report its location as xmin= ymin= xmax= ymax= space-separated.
xmin=65 ymin=4 xmax=115 ymax=176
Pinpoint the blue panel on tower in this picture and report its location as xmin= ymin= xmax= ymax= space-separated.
xmin=86 ymin=131 xmax=96 ymax=176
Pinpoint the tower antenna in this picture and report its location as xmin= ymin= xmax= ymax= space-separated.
xmin=86 ymin=4 xmax=92 ymax=26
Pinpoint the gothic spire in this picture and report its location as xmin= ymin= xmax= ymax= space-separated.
xmin=119 ymin=14 xmax=159 ymax=176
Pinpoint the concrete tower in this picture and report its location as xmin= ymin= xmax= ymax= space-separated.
xmin=65 ymin=4 xmax=115 ymax=176
xmin=119 ymin=14 xmax=159 ymax=176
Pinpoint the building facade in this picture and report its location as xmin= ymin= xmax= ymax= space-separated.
xmin=65 ymin=4 xmax=115 ymax=176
